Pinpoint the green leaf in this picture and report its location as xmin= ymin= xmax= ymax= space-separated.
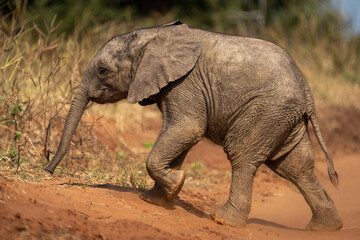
xmin=142 ymin=141 xmax=155 ymax=148
xmin=117 ymin=152 xmax=128 ymax=157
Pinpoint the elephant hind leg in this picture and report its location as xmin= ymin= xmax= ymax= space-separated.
xmin=211 ymin=161 xmax=259 ymax=227
xmin=211 ymin=106 xmax=298 ymax=227
xmin=266 ymin=132 xmax=343 ymax=231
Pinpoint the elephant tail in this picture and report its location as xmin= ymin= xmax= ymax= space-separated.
xmin=305 ymin=89 xmax=339 ymax=187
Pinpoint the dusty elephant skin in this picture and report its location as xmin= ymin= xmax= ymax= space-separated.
xmin=45 ymin=20 xmax=343 ymax=231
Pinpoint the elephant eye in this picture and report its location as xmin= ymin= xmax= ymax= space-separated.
xmin=99 ymin=67 xmax=107 ymax=75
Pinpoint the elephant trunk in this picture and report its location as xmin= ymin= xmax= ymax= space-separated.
xmin=44 ymin=83 xmax=89 ymax=174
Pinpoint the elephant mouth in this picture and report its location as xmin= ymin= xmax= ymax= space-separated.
xmin=139 ymin=98 xmax=156 ymax=106
xmin=89 ymin=92 xmax=126 ymax=104
xmin=89 ymin=97 xmax=107 ymax=104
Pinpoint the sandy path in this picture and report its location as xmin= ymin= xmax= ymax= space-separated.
xmin=1 ymin=150 xmax=359 ymax=239
xmin=1 ymin=105 xmax=359 ymax=239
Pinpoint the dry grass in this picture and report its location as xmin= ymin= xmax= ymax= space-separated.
xmin=1 ymin=3 xmax=359 ymax=187
xmin=263 ymin=7 xmax=360 ymax=109
xmin=0 ymin=5 xmax=154 ymax=188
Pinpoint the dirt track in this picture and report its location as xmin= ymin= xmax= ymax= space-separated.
xmin=1 ymin=105 xmax=359 ymax=239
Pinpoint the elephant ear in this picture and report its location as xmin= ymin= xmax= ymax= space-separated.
xmin=127 ymin=22 xmax=201 ymax=104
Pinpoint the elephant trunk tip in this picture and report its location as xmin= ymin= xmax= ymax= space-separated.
xmin=44 ymin=160 xmax=58 ymax=174
xmin=44 ymin=165 xmax=55 ymax=174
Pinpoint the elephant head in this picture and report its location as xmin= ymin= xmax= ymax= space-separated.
xmin=44 ymin=21 xmax=201 ymax=173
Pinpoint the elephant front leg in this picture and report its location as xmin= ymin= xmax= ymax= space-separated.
xmin=140 ymin=151 xmax=189 ymax=206
xmin=140 ymin=125 xmax=202 ymax=206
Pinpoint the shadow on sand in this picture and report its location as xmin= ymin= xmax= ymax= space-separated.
xmin=248 ymin=218 xmax=303 ymax=231
xmin=58 ymin=182 xmax=300 ymax=230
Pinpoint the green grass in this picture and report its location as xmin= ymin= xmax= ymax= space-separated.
xmin=142 ymin=141 xmax=155 ymax=149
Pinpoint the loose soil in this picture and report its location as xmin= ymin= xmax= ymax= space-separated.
xmin=1 ymin=105 xmax=359 ymax=239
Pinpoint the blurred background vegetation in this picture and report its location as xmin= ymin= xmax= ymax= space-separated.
xmin=1 ymin=0 xmax=359 ymax=86
xmin=0 ymin=0 xmax=359 ymax=183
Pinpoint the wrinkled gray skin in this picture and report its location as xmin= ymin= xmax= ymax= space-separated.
xmin=45 ymin=21 xmax=343 ymax=230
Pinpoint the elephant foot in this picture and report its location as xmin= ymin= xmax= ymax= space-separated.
xmin=211 ymin=203 xmax=247 ymax=227
xmin=139 ymin=170 xmax=185 ymax=206
xmin=306 ymin=213 xmax=343 ymax=231
xmin=163 ymin=170 xmax=186 ymax=200
xmin=139 ymin=184 xmax=170 ymax=206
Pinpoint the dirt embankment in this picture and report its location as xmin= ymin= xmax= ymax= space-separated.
xmin=1 ymin=105 xmax=359 ymax=240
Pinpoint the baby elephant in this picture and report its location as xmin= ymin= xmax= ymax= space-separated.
xmin=45 ymin=20 xmax=342 ymax=230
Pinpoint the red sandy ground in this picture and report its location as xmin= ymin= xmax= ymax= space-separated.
xmin=0 ymin=105 xmax=359 ymax=239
